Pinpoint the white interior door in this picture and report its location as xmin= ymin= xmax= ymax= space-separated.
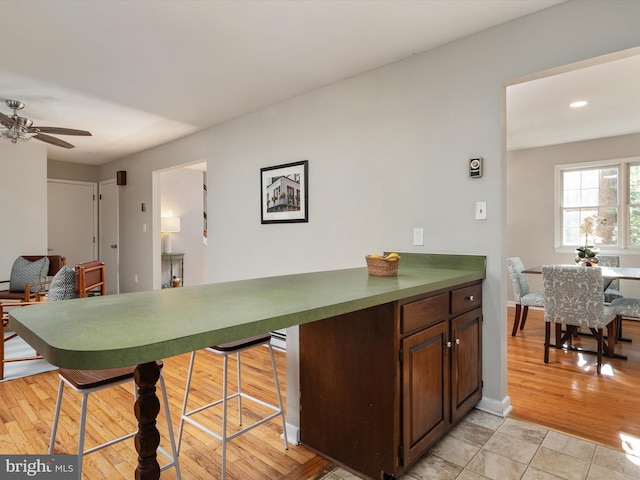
xmin=47 ymin=179 xmax=97 ymax=267
xmin=99 ymin=179 xmax=119 ymax=295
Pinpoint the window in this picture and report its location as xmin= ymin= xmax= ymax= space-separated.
xmin=557 ymin=158 xmax=640 ymax=251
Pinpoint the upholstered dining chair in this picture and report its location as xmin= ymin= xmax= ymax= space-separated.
xmin=598 ymin=255 xmax=624 ymax=303
xmin=610 ymin=296 xmax=640 ymax=337
xmin=542 ymin=265 xmax=617 ymax=374
xmin=507 ymin=257 xmax=545 ymax=336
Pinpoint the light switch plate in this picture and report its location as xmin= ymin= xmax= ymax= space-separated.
xmin=413 ymin=227 xmax=424 ymax=246
xmin=475 ymin=201 xmax=487 ymax=220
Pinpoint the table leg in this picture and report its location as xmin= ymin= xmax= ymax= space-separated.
xmin=134 ymin=362 xmax=161 ymax=480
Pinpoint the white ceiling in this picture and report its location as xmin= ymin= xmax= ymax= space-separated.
xmin=507 ymin=52 xmax=640 ymax=151
xmin=0 ymin=0 xmax=573 ymax=165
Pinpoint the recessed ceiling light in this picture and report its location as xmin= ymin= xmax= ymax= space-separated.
xmin=570 ymin=100 xmax=588 ymax=108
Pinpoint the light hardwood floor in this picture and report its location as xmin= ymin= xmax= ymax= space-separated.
xmin=0 ymin=346 xmax=333 ymax=480
xmin=2 ymin=310 xmax=640 ymax=479
xmin=507 ymin=306 xmax=640 ymax=455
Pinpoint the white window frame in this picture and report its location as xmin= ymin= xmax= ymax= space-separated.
xmin=554 ymin=156 xmax=640 ymax=254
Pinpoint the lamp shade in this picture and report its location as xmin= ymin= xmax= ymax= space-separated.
xmin=161 ymin=216 xmax=181 ymax=233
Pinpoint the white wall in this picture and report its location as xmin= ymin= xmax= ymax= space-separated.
xmin=0 ymin=142 xmax=48 ymax=278
xmin=98 ymin=1 xmax=640 ymax=417
xmin=507 ymin=131 xmax=640 ymax=298
xmin=48 ymin=159 xmax=99 ymax=182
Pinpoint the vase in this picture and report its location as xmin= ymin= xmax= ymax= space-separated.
xmin=575 ymin=246 xmax=599 ymax=266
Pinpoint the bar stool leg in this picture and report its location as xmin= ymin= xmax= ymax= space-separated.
xmin=221 ymin=354 xmax=229 ymax=479
xmin=158 ymin=374 xmax=182 ymax=480
xmin=177 ymin=351 xmax=197 ymax=454
xmin=236 ymin=351 xmax=243 ymax=426
xmin=76 ymin=393 xmax=91 ymax=479
xmin=49 ymin=379 xmax=65 ymax=455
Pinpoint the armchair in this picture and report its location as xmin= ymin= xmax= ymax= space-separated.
xmin=75 ymin=260 xmax=106 ymax=297
xmin=1 ymin=301 xmax=43 ymax=380
xmin=1 ymin=260 xmax=106 ymax=380
xmin=0 ymin=255 xmax=67 ymax=302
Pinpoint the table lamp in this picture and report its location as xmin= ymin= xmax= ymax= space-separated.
xmin=161 ymin=216 xmax=181 ymax=253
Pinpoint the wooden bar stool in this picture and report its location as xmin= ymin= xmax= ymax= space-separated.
xmin=49 ymin=361 xmax=181 ymax=479
xmin=177 ymin=333 xmax=288 ymax=479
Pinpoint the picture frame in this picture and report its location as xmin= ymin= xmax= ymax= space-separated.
xmin=260 ymin=160 xmax=308 ymax=224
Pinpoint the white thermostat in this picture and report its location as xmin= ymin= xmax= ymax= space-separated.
xmin=469 ymin=158 xmax=482 ymax=178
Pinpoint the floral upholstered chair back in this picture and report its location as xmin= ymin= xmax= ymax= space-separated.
xmin=542 ymin=265 xmax=610 ymax=329
xmin=506 ymin=257 xmax=530 ymax=303
xmin=597 ymin=255 xmax=623 ymax=303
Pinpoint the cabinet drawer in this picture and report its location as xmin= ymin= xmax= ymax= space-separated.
xmin=451 ymin=284 xmax=482 ymax=315
xmin=402 ymin=293 xmax=448 ymax=334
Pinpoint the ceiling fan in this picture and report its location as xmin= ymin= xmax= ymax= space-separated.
xmin=0 ymin=99 xmax=91 ymax=149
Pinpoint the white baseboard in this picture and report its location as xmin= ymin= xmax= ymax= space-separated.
xmin=476 ymin=395 xmax=513 ymax=418
xmin=285 ymin=422 xmax=300 ymax=445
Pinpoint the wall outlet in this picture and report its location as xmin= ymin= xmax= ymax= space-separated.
xmin=413 ymin=227 xmax=424 ymax=246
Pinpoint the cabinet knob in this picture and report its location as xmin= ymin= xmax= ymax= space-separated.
xmin=446 ymin=341 xmax=452 ymax=348
xmin=466 ymin=295 xmax=474 ymax=302
xmin=456 ymin=338 xmax=461 ymax=345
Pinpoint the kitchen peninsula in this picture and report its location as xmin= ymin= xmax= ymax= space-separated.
xmin=9 ymin=253 xmax=485 ymax=480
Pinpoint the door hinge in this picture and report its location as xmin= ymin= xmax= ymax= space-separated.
xmin=99 ymin=193 xmax=102 ymax=200
xmin=399 ymin=443 xmax=404 ymax=460
xmin=399 ymin=346 xmax=403 ymax=364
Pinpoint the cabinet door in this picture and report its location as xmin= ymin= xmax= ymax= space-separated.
xmin=451 ymin=307 xmax=483 ymax=423
xmin=402 ymin=320 xmax=450 ymax=467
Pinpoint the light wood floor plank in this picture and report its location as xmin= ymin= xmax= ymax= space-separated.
xmin=0 ymin=346 xmax=331 ymax=479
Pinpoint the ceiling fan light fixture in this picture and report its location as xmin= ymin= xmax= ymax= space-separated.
xmin=1 ymin=127 xmax=34 ymax=144
xmin=0 ymin=99 xmax=91 ymax=148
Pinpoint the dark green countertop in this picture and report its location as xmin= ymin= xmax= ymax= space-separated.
xmin=9 ymin=253 xmax=485 ymax=369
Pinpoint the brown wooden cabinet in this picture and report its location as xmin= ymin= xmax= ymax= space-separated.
xmin=300 ymin=280 xmax=482 ymax=480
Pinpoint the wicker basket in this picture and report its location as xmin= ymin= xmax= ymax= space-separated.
xmin=365 ymin=255 xmax=400 ymax=277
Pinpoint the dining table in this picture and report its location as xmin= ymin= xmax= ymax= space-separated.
xmin=7 ymin=253 xmax=485 ymax=480
xmin=522 ymin=264 xmax=640 ymax=282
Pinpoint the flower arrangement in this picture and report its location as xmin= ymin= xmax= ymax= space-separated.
xmin=575 ymin=216 xmax=606 ymax=265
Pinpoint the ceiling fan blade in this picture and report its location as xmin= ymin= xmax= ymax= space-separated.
xmin=33 ymin=133 xmax=75 ymax=149
xmin=32 ymin=126 xmax=92 ymax=136
xmin=0 ymin=111 xmax=16 ymax=127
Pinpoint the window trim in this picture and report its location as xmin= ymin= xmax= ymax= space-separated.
xmin=554 ymin=156 xmax=640 ymax=254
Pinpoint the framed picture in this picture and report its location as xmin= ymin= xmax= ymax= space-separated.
xmin=260 ymin=160 xmax=308 ymax=224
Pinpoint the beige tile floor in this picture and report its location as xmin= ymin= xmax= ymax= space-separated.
xmin=319 ymin=409 xmax=640 ymax=480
